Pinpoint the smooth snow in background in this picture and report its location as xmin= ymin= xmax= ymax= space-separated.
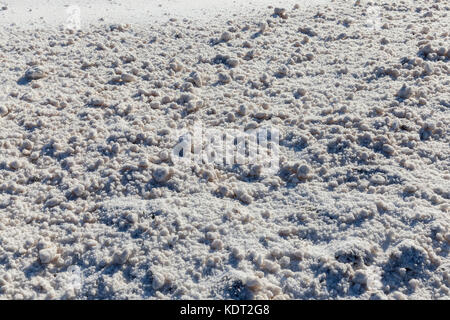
xmin=0 ymin=0 xmax=329 ymax=27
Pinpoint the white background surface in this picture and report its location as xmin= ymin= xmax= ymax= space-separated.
xmin=0 ymin=0 xmax=330 ymax=27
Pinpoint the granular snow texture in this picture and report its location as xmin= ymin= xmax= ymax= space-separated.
xmin=0 ymin=0 xmax=449 ymax=299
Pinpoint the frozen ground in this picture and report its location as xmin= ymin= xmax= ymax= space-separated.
xmin=0 ymin=0 xmax=449 ymax=299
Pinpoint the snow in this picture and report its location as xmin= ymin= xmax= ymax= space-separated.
xmin=0 ymin=0 xmax=449 ymax=300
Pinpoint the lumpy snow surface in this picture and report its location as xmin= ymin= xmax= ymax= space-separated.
xmin=0 ymin=0 xmax=449 ymax=299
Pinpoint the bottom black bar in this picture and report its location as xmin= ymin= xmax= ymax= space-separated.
xmin=1 ymin=300 xmax=444 ymax=318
